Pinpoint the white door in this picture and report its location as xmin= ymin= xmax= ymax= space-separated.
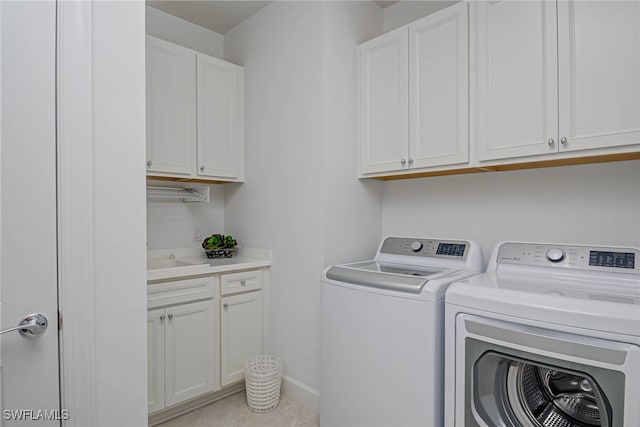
xmin=358 ymin=27 xmax=409 ymax=175
xmin=146 ymin=35 xmax=196 ymax=177
xmin=409 ymin=2 xmax=469 ymax=169
xmin=164 ymin=300 xmax=218 ymax=407
xmin=0 ymin=1 xmax=60 ymax=425
xmin=474 ymin=0 xmax=559 ymax=161
xmin=557 ymin=0 xmax=640 ymax=152
xmin=196 ymin=54 xmax=243 ymax=180
xmin=147 ymin=309 xmax=165 ymax=414
xmin=220 ymin=291 xmax=263 ymax=386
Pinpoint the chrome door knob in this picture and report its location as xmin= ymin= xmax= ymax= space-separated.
xmin=0 ymin=313 xmax=48 ymax=339
xmin=147 ymin=160 xmax=152 ymax=167
xmin=547 ymin=139 xmax=555 ymax=147
xmin=560 ymin=137 xmax=567 ymax=145
xmin=400 ymin=158 xmax=406 ymax=166
xmin=200 ymin=165 xmax=205 ymax=172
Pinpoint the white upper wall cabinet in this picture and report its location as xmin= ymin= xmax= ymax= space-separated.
xmin=359 ymin=27 xmax=409 ymax=174
xmin=476 ymin=0 xmax=640 ymax=162
xmin=557 ymin=1 xmax=640 ymax=153
xmin=409 ymin=3 xmax=469 ymax=169
xmin=474 ymin=1 xmax=558 ymax=161
xmin=197 ymin=55 xmax=244 ymax=180
xmin=359 ymin=2 xmax=468 ymax=176
xmin=146 ymin=35 xmax=245 ymax=182
xmin=146 ymin=36 xmax=197 ymax=175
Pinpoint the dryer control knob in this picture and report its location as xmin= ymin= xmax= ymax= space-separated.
xmin=410 ymin=241 xmax=423 ymax=252
xmin=545 ymin=248 xmax=565 ymax=263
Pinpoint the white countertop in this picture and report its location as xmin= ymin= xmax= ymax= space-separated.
xmin=147 ymin=247 xmax=271 ymax=282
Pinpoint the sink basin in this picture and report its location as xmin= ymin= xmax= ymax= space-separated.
xmin=147 ymin=259 xmax=195 ymax=270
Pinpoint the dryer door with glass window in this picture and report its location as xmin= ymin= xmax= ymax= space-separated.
xmin=455 ymin=314 xmax=640 ymax=427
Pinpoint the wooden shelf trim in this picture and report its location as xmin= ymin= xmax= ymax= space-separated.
xmin=369 ymin=152 xmax=640 ymax=181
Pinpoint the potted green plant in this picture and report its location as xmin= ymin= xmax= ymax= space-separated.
xmin=202 ymin=234 xmax=238 ymax=258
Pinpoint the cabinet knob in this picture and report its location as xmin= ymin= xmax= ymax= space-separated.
xmin=147 ymin=160 xmax=152 ymax=167
xmin=240 ymin=280 xmax=247 ymax=286
xmin=560 ymin=137 xmax=567 ymax=145
xmin=400 ymin=158 xmax=406 ymax=166
xmin=408 ymin=157 xmax=414 ymax=165
xmin=547 ymin=139 xmax=555 ymax=147
xmin=200 ymin=165 xmax=205 ymax=172
xmin=223 ymin=303 xmax=228 ymax=309
xmin=167 ymin=313 xmax=173 ymax=320
xmin=159 ymin=314 xmax=165 ymax=321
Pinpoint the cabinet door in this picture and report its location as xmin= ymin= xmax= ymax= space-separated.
xmin=409 ymin=2 xmax=469 ymax=168
xmin=220 ymin=292 xmax=263 ymax=387
xmin=197 ymin=54 xmax=244 ymax=180
xmin=147 ymin=309 xmax=166 ymax=414
xmin=146 ymin=36 xmax=196 ymax=176
xmin=474 ymin=1 xmax=559 ymax=160
xmin=358 ymin=27 xmax=409 ymax=174
xmin=557 ymin=1 xmax=640 ymax=152
xmin=164 ymin=300 xmax=218 ymax=407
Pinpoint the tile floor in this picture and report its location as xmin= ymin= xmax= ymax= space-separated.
xmin=157 ymin=391 xmax=319 ymax=427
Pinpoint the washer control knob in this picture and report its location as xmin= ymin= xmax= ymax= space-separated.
xmin=410 ymin=241 xmax=423 ymax=252
xmin=545 ymin=248 xmax=565 ymax=263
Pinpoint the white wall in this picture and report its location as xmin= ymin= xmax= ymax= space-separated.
xmin=224 ymin=0 xmax=383 ymax=410
xmin=224 ymin=3 xmax=325 ymax=408
xmin=92 ymin=2 xmax=148 ymax=425
xmin=323 ymin=2 xmax=384 ymax=267
xmin=146 ymin=184 xmax=225 ymax=249
xmin=145 ymin=6 xmax=227 ymax=250
xmin=382 ymin=161 xmax=640 ymax=264
xmin=146 ymin=5 xmax=223 ymax=58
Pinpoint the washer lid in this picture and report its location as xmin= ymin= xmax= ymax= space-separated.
xmin=325 ymin=261 xmax=458 ymax=295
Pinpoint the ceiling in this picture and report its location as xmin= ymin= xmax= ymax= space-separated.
xmin=147 ymin=1 xmax=400 ymax=34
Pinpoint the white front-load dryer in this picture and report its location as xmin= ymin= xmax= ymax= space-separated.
xmin=444 ymin=242 xmax=640 ymax=427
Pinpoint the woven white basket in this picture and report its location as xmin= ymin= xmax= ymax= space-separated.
xmin=244 ymin=354 xmax=283 ymax=413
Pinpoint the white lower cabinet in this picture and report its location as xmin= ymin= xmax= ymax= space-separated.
xmin=165 ymin=300 xmax=218 ymax=406
xmin=220 ymin=290 xmax=263 ymax=386
xmin=147 ymin=308 xmax=166 ymax=414
xmin=148 ymin=268 xmax=265 ymax=415
xmin=219 ymin=269 xmax=264 ymax=386
xmin=147 ymin=281 xmax=219 ymax=414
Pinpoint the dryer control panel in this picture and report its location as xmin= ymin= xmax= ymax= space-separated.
xmin=497 ymin=243 xmax=640 ymax=273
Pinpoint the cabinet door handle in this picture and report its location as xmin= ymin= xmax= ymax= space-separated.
xmin=240 ymin=280 xmax=247 ymax=286
xmin=167 ymin=313 xmax=173 ymax=320
xmin=200 ymin=165 xmax=205 ymax=172
xmin=408 ymin=157 xmax=414 ymax=165
xmin=147 ymin=160 xmax=152 ymax=167
xmin=560 ymin=137 xmax=567 ymax=145
xmin=159 ymin=314 xmax=165 ymax=322
xmin=547 ymin=139 xmax=555 ymax=147
xmin=223 ymin=303 xmax=228 ymax=309
xmin=400 ymin=158 xmax=406 ymax=166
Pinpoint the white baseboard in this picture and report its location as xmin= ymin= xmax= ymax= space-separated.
xmin=281 ymin=374 xmax=320 ymax=413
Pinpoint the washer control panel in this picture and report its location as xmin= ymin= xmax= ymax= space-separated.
xmin=497 ymin=243 xmax=639 ymax=273
xmin=380 ymin=237 xmax=469 ymax=260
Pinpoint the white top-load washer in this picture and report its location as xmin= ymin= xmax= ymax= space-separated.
xmin=320 ymin=237 xmax=483 ymax=427
xmin=444 ymin=242 xmax=640 ymax=427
